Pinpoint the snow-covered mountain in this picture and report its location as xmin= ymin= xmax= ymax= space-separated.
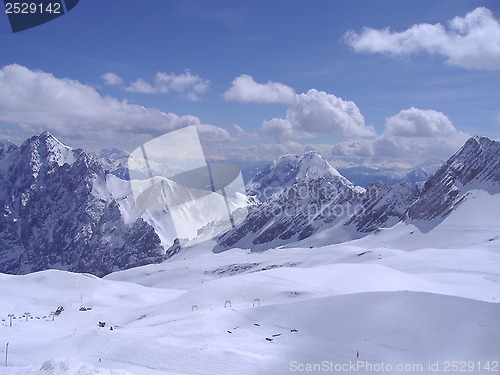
xmin=216 ymin=136 xmax=500 ymax=251
xmin=343 ymin=136 xmax=499 ymax=236
xmin=216 ymin=152 xmax=365 ymax=251
xmin=246 ymin=152 xmax=360 ymax=201
xmin=0 ymin=132 xmax=171 ymax=276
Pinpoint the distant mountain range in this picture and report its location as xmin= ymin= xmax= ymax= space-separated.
xmin=97 ymin=147 xmax=438 ymax=187
xmin=216 ymin=136 xmax=499 ymax=251
xmin=0 ymin=132 xmax=498 ymax=275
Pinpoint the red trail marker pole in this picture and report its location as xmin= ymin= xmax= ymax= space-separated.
xmin=5 ymin=343 xmax=9 ymax=367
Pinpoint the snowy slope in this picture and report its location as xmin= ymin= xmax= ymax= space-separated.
xmin=350 ymin=189 xmax=500 ymax=251
xmin=1 ymin=232 xmax=499 ymax=374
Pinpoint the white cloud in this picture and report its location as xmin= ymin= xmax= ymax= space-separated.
xmin=126 ymin=78 xmax=156 ymax=93
xmin=224 ymin=74 xmax=296 ymax=104
xmin=385 ymin=108 xmax=456 ymax=137
xmin=344 ymin=7 xmax=500 ymax=70
xmin=331 ymin=107 xmax=469 ymax=159
xmin=101 ymin=72 xmax=124 ymax=86
xmin=0 ymin=64 xmax=220 ymax=149
xmin=126 ymin=70 xmax=210 ymax=101
xmin=261 ymin=89 xmax=376 ymax=141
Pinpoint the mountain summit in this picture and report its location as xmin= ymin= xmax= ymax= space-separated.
xmin=216 ymin=152 xmax=365 ymax=251
xmin=247 ymin=151 xmax=360 ymax=201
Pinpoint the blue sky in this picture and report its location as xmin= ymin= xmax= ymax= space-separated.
xmin=0 ymin=0 xmax=499 ymax=164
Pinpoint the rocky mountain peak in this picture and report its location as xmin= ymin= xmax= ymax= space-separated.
xmin=18 ymin=131 xmax=78 ymax=173
xmin=247 ymin=151 xmax=353 ymax=201
xmin=0 ymin=132 xmax=167 ymax=276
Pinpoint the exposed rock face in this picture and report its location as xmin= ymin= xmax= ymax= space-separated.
xmin=346 ymin=181 xmax=421 ymax=233
xmin=0 ymin=132 xmax=166 ymax=276
xmin=408 ymin=136 xmax=500 ymax=225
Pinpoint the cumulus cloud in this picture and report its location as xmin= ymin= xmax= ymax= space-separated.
xmin=262 ymin=89 xmax=376 ymax=141
xmin=126 ymin=70 xmax=210 ymax=101
xmin=331 ymin=107 xmax=469 ymax=159
xmin=101 ymin=72 xmax=124 ymax=86
xmin=224 ymin=74 xmax=296 ymax=104
xmin=344 ymin=7 xmax=500 ymax=70
xmin=385 ymin=108 xmax=456 ymax=137
xmin=0 ymin=64 xmax=226 ymax=149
